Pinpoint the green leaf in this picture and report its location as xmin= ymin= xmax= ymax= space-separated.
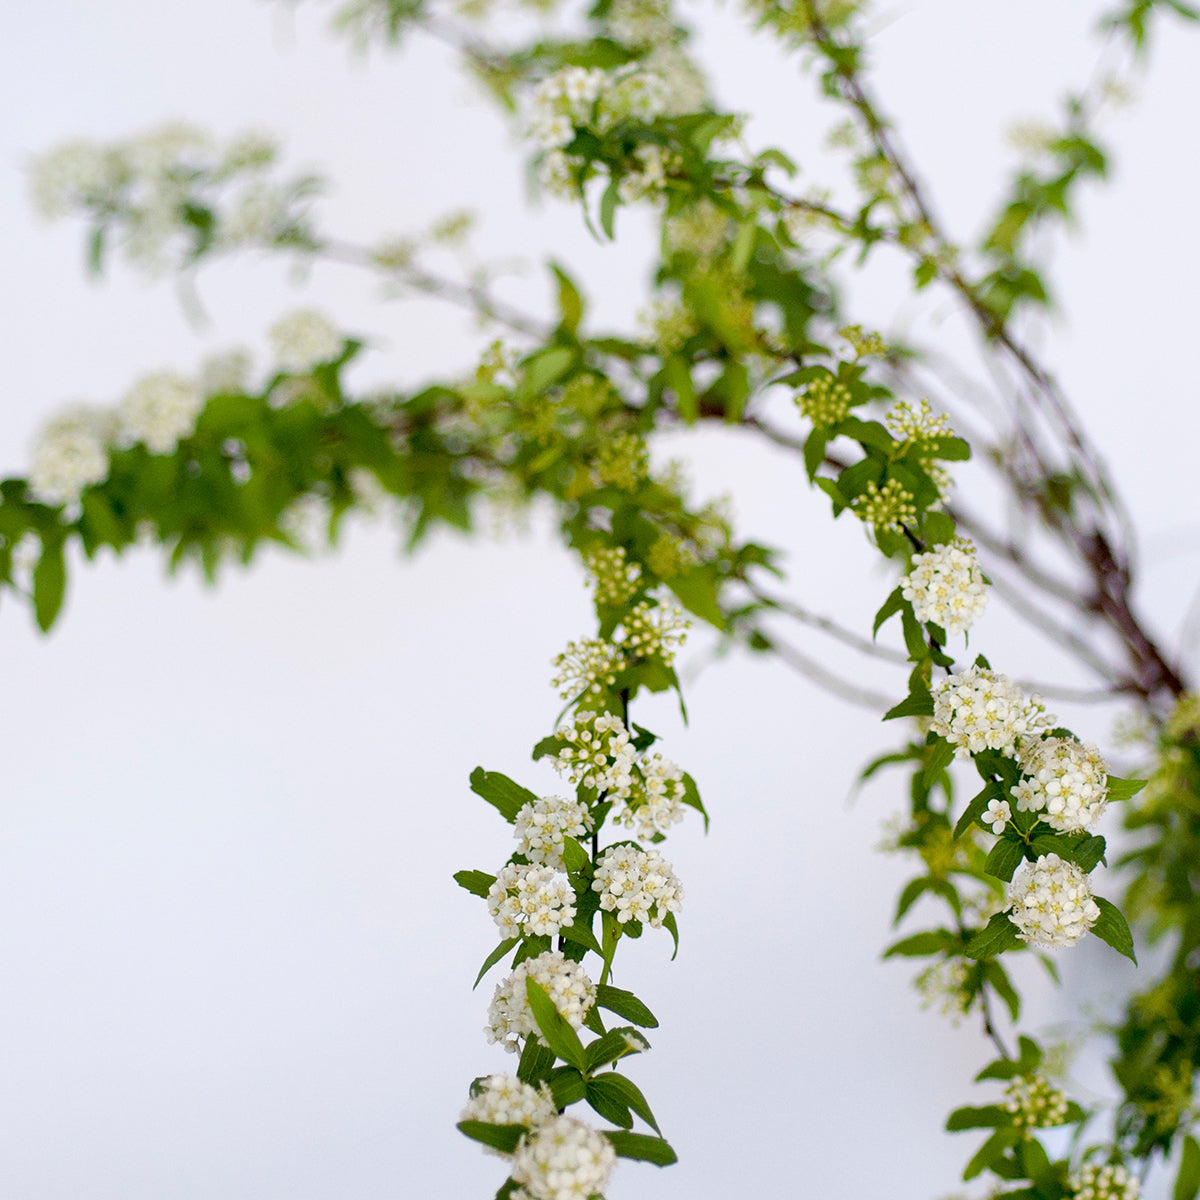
xmin=560 ymin=920 xmax=603 ymax=955
xmin=1106 ymin=775 xmax=1148 ymax=802
xmin=595 ymin=984 xmax=659 ymax=1028
xmin=964 ymin=911 xmax=1022 ymax=959
xmin=516 ymin=1034 xmax=556 ymax=1085
xmin=946 ymin=1104 xmax=1011 ymax=1131
xmin=532 ymin=736 xmax=559 ymax=762
xmin=963 ymin=1130 xmax=1019 ymax=1180
xmin=474 ymin=938 xmax=520 ymax=989
xmin=923 ymin=737 xmax=955 ymax=785
xmin=592 ymin=1072 xmax=660 ymax=1134
xmin=983 ymin=961 xmax=1021 ymax=1022
xmin=666 ymin=565 xmax=725 ymax=629
xmin=584 ymin=1026 xmax=650 ymax=1072
xmin=32 ymin=541 xmax=67 ymax=632
xmin=598 ymin=177 xmax=620 ymax=240
xmin=882 ymin=929 xmax=960 ymax=958
xmin=456 ymin=1121 xmax=526 ymax=1154
xmin=985 ymin=838 xmax=1026 ymax=883
xmin=837 ymin=416 xmax=896 ymax=453
xmin=679 ymin=772 xmax=709 ymax=832
xmin=587 ymin=1077 xmax=633 ymax=1128
xmin=454 ymin=869 xmax=497 ymax=899
xmin=661 ymin=910 xmax=679 ymax=960
xmin=663 ymin=355 xmax=696 ymax=424
xmin=954 ymin=786 xmax=994 ymax=840
xmin=525 ymin=979 xmax=587 ymax=1070
xmin=804 ymin=426 xmax=832 ymax=482
xmin=884 ymin=691 xmax=934 ymax=721
xmin=547 ymin=1066 xmax=587 ymax=1108
xmin=551 ymin=262 xmax=584 ymax=334
xmin=603 ymin=1131 xmax=677 ymax=1166
xmin=470 ymin=767 xmax=539 ymax=823
xmin=873 ymin=586 xmax=904 ymax=636
xmin=562 ymin=836 xmax=591 ymax=874
xmin=1091 ymin=896 xmax=1137 ymax=963
xmin=520 ymin=346 xmax=575 ymax=397
xmin=893 ymin=876 xmax=934 ymax=925
xmin=1174 ymin=1133 xmax=1200 ymax=1200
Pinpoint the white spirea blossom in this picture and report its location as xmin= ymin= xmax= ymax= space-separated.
xmin=29 ymin=405 xmax=114 ymax=506
xmin=931 ymin=666 xmax=1052 ymax=758
xmin=549 ymin=711 xmax=637 ymax=797
xmin=279 ymin=492 xmax=330 ymax=553
xmin=550 ymin=637 xmax=623 ymax=700
xmin=1015 ymin=737 xmax=1109 ymax=832
xmin=613 ymin=752 xmax=688 ymax=837
xmin=1007 ymin=853 xmax=1101 ymax=948
xmin=268 ymin=310 xmax=344 ymax=373
xmin=1069 ymin=1162 xmax=1141 ymax=1200
xmin=460 ymin=1075 xmax=556 ymax=1149
xmin=29 ymin=140 xmax=126 ymax=218
xmin=198 ymin=349 xmax=253 ymax=396
xmin=514 ymin=795 xmax=592 ymax=869
xmin=584 ymin=545 xmax=642 ymax=607
xmin=901 ymin=539 xmax=989 ymax=635
xmin=527 ymin=67 xmax=607 ymax=150
xmin=486 ymin=951 xmax=596 ymax=1051
xmin=1003 ymin=1073 xmax=1069 ymax=1127
xmin=511 ymin=1116 xmax=616 ymax=1200
xmin=592 ymin=844 xmax=683 ymax=927
xmin=119 ymin=372 xmax=203 ymax=454
xmin=622 ymin=600 xmax=689 ymax=667
xmin=487 ymin=864 xmax=577 ymax=939
xmin=984 ymin=797 xmax=1012 ymax=835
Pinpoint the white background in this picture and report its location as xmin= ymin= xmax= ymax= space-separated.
xmin=0 ymin=2 xmax=1196 ymax=1197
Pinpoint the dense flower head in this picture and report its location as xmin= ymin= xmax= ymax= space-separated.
xmin=595 ymin=432 xmax=649 ymax=491
xmin=486 ymin=951 xmax=596 ymax=1051
xmin=29 ymin=405 xmax=114 ymax=507
xmin=584 ymin=545 xmax=643 ymax=608
xmin=622 ymin=600 xmax=689 ymax=667
xmin=1016 ymin=737 xmax=1109 ymax=832
xmin=550 ymin=637 xmax=623 ymax=701
xmin=596 ymin=64 xmax=670 ymax=127
xmin=1007 ymin=853 xmax=1100 ymax=948
xmin=1004 ymin=1073 xmax=1069 ymax=1127
xmin=886 ymin=397 xmax=953 ymax=443
xmin=268 ymin=310 xmax=343 ymax=373
xmin=549 ymin=711 xmax=637 ymax=797
xmin=638 ymin=295 xmax=697 ymax=352
xmin=487 ymin=864 xmax=577 ymax=940
xmin=932 ymin=666 xmax=1052 ymax=758
xmin=118 ymin=371 xmax=203 ymax=454
xmin=461 ymin=1075 xmax=557 ymax=1147
xmin=510 ymin=1115 xmax=616 ymax=1200
xmin=1069 ymin=1162 xmax=1142 ymax=1200
xmin=592 ymin=844 xmax=683 ymax=926
xmin=901 ymin=539 xmax=989 ymax=635
xmin=913 ymin=957 xmax=971 ymax=1020
xmin=29 ymin=139 xmax=127 ymax=219
xmin=853 ymin=478 xmax=916 ymax=536
xmin=795 ymin=374 xmax=852 ymax=426
xmin=608 ymin=0 xmax=676 ymax=46
xmin=198 ymin=349 xmax=253 ymax=396
xmin=612 ymin=752 xmax=688 ymax=837
xmin=646 ymin=533 xmax=697 ymax=580
xmin=514 ymin=795 xmax=593 ymax=869
xmin=664 ymin=198 xmax=729 ymax=260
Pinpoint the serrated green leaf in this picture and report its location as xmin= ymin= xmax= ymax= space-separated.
xmin=457 ymin=1121 xmax=526 ymax=1154
xmin=562 ymin=836 xmax=590 ymax=873
xmin=894 ymin=876 xmax=934 ymax=925
xmin=551 ymin=262 xmax=584 ymax=334
xmin=454 ymin=869 xmax=497 ymax=899
xmin=532 ymin=735 xmax=559 ymax=762
xmin=963 ymin=1129 xmax=1020 ymax=1180
xmin=603 ymin=1131 xmax=677 ymax=1166
xmin=983 ymin=960 xmax=1021 ymax=1022
xmin=985 ymin=838 xmax=1026 ymax=883
xmin=526 ymin=979 xmax=587 ymax=1070
xmin=1091 ymin=896 xmax=1136 ymax=963
xmin=1174 ymin=1133 xmax=1200 ymax=1200
xmin=873 ymin=586 xmax=904 ymax=636
xmin=547 ymin=1066 xmax=587 ymax=1108
xmin=596 ymin=984 xmax=658 ymax=1028
xmin=923 ymin=737 xmax=955 ymax=785
xmin=592 ymin=1072 xmax=660 ymax=1134
xmin=965 ymin=911 xmax=1022 ymax=959
xmin=561 ymin=920 xmax=603 ymax=955
xmin=470 ymin=767 xmax=539 ymax=823
xmin=884 ymin=691 xmax=935 ymax=721
xmin=1106 ymin=775 xmax=1148 ymax=802
xmin=474 ymin=938 xmax=520 ymax=989
xmin=584 ymin=1025 xmax=650 ymax=1072
xmin=946 ymin=1104 xmax=1011 ymax=1131
xmin=882 ymin=929 xmax=960 ymax=958
xmin=680 ymin=771 xmax=708 ymax=831
xmin=587 ymin=1078 xmax=633 ymax=1128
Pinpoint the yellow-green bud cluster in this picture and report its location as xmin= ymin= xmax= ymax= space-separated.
xmin=646 ymin=533 xmax=697 ymax=580
xmin=622 ymin=600 xmax=689 ymax=667
xmin=639 ymin=296 xmax=698 ymax=353
xmin=913 ymin=958 xmax=971 ymax=1020
xmin=795 ymin=375 xmax=852 ymax=426
xmin=1004 ymin=1074 xmax=1069 ymax=1128
xmin=550 ymin=637 xmax=623 ymax=700
xmin=841 ymin=324 xmax=887 ymax=359
xmin=1068 ymin=1163 xmax=1141 ymax=1200
xmin=853 ymin=479 xmax=917 ymax=536
xmin=887 ymin=398 xmax=952 ymax=443
xmin=664 ymin=199 xmax=729 ymax=260
xmin=596 ymin=433 xmax=649 ymax=492
xmin=584 ymin=545 xmax=642 ymax=607
xmin=1166 ymin=692 xmax=1200 ymax=743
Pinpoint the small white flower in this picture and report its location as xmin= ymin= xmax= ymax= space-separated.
xmin=511 ymin=1115 xmax=616 ymax=1200
xmin=119 ymin=371 xmax=203 ymax=454
xmin=984 ymin=797 xmax=1012 ymax=835
xmin=29 ymin=405 xmax=114 ymax=506
xmin=1007 ymin=853 xmax=1100 ymax=949
xmin=1004 ymin=1073 xmax=1069 ymax=1127
xmin=1068 ymin=1161 xmax=1141 ymax=1200
xmin=486 ymin=951 xmax=596 ymax=1052
xmin=1015 ymin=737 xmax=1109 ymax=832
xmin=269 ymin=309 xmax=344 ymax=373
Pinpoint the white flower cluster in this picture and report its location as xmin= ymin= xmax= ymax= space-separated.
xmin=612 ymin=752 xmax=688 ymax=837
xmin=487 ymin=864 xmax=577 ymax=939
xmin=1015 ymin=737 xmax=1109 ymax=832
xmin=460 ymin=1075 xmax=556 ymax=1143
xmin=551 ymin=638 xmax=623 ymax=701
xmin=1007 ymin=853 xmax=1101 ymax=948
xmin=511 ymin=1115 xmax=616 ymax=1200
xmin=1068 ymin=1163 xmax=1141 ymax=1200
xmin=549 ymin=710 xmax=637 ymax=797
xmin=584 ymin=545 xmax=643 ymax=607
xmin=514 ymin=795 xmax=592 ymax=870
xmin=931 ymin=666 xmax=1052 ymax=758
xmin=268 ymin=309 xmax=344 ymax=373
xmin=901 ymin=539 xmax=988 ymax=636
xmin=198 ymin=349 xmax=253 ymax=396
xmin=592 ymin=844 xmax=683 ymax=927
xmin=119 ymin=372 xmax=204 ymax=454
xmin=29 ymin=405 xmax=114 ymax=507
xmin=609 ymin=0 xmax=676 ymax=46
xmin=30 ymin=125 xmax=310 ymax=274
xmin=486 ymin=951 xmax=596 ymax=1052
xmin=622 ymin=600 xmax=689 ymax=667
xmin=1003 ymin=1073 xmax=1069 ymax=1127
